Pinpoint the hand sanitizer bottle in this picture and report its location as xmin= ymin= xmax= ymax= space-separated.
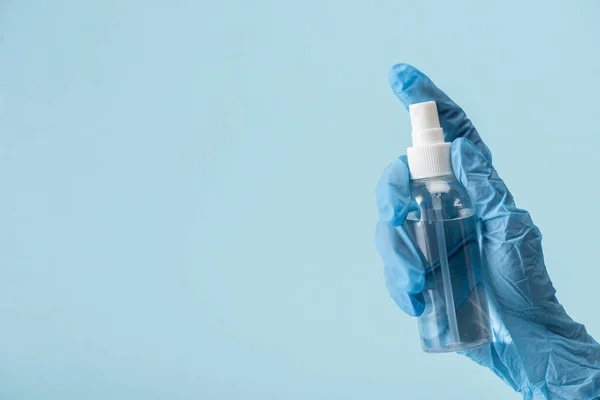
xmin=404 ymin=101 xmax=492 ymax=352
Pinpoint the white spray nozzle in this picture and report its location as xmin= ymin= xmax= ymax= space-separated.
xmin=409 ymin=101 xmax=444 ymax=146
xmin=406 ymin=101 xmax=452 ymax=180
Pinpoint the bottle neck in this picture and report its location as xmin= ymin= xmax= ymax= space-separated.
xmin=411 ymin=174 xmax=456 ymax=183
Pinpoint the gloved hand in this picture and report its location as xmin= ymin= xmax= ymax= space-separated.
xmin=376 ymin=63 xmax=600 ymax=400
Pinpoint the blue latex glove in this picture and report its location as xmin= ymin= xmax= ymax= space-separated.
xmin=376 ymin=64 xmax=600 ymax=400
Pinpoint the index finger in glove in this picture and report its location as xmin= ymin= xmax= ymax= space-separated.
xmin=388 ymin=63 xmax=492 ymax=162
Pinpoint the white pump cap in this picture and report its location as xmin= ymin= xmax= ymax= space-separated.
xmin=406 ymin=101 xmax=452 ymax=180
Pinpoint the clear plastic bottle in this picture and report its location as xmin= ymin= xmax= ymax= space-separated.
xmin=404 ymin=101 xmax=491 ymax=353
xmin=404 ymin=176 xmax=491 ymax=352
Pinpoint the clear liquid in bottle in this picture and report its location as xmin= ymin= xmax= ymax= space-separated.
xmin=404 ymin=179 xmax=491 ymax=352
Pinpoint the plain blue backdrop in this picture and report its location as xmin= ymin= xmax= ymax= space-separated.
xmin=1 ymin=1 xmax=599 ymax=399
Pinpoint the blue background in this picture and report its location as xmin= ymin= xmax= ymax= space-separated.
xmin=1 ymin=1 xmax=599 ymax=399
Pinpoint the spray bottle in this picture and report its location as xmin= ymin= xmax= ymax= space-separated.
xmin=404 ymin=101 xmax=492 ymax=352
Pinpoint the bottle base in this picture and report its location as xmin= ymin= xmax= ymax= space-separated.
xmin=422 ymin=337 xmax=491 ymax=353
